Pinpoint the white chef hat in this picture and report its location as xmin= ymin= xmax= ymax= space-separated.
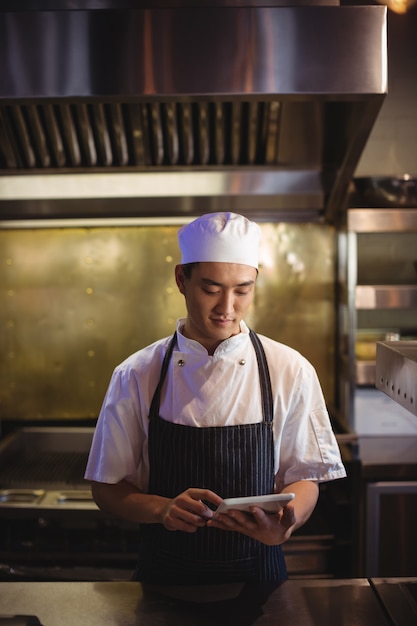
xmin=178 ymin=212 xmax=261 ymax=269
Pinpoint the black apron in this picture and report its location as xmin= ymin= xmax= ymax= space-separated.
xmin=134 ymin=330 xmax=287 ymax=584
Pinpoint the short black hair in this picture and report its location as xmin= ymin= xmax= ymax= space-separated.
xmin=181 ymin=262 xmax=200 ymax=279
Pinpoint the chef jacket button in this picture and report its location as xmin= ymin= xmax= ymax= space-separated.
xmin=239 ymin=359 xmax=246 ymax=365
xmin=178 ymin=359 xmax=185 ymax=367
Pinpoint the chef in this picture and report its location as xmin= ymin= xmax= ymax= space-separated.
xmin=85 ymin=212 xmax=346 ymax=585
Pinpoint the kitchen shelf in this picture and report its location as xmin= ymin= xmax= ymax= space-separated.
xmin=356 ymin=361 xmax=376 ymax=386
xmin=336 ymin=209 xmax=417 ymax=432
xmin=348 ymin=208 xmax=417 ymax=232
xmin=355 ymin=285 xmax=417 ymax=309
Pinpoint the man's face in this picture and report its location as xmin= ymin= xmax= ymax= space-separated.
xmin=175 ymin=262 xmax=257 ymax=354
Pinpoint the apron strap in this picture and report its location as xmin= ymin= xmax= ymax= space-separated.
xmin=149 ymin=332 xmax=177 ymax=419
xmin=249 ymin=330 xmax=274 ymax=425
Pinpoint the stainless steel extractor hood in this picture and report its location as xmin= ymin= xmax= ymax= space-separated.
xmin=0 ymin=1 xmax=387 ymax=223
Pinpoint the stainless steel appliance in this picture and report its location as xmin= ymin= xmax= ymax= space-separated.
xmin=343 ymin=340 xmax=417 ymax=579
xmin=0 ymin=426 xmax=141 ymax=581
xmin=0 ymin=1 xmax=387 ymax=223
xmin=376 ymin=340 xmax=417 ymax=417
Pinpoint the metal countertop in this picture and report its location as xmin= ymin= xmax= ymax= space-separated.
xmin=1 ymin=578 xmax=416 ymax=626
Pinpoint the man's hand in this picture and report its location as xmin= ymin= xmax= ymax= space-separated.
xmin=91 ymin=480 xmax=222 ymax=530
xmin=207 ymin=481 xmax=319 ymax=545
xmin=207 ymin=502 xmax=296 ymax=545
xmin=162 ymin=488 xmax=223 ymax=533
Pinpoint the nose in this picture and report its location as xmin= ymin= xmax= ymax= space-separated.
xmin=215 ymin=290 xmax=235 ymax=317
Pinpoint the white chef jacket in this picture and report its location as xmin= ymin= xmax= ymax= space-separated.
xmin=85 ymin=319 xmax=346 ymax=492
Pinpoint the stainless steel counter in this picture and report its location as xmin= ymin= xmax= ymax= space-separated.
xmin=1 ymin=579 xmax=416 ymax=626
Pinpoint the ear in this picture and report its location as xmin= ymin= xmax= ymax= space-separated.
xmin=175 ymin=264 xmax=186 ymax=295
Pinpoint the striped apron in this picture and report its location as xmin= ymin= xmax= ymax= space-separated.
xmin=134 ymin=330 xmax=287 ymax=584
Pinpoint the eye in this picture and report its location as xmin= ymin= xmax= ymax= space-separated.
xmin=202 ymin=288 xmax=220 ymax=295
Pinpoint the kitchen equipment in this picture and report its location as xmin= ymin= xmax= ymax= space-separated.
xmin=0 ymin=2 xmax=387 ymax=223
xmin=356 ymin=436 xmax=417 ymax=577
xmin=337 ymin=208 xmax=417 ymax=433
xmin=353 ymin=176 xmax=417 ymax=208
xmin=376 ymin=340 xmax=417 ymax=417
xmin=0 ymin=426 xmax=142 ymax=581
xmin=0 ymin=427 xmax=96 ymax=507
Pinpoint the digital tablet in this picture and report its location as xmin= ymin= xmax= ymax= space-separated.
xmin=213 ymin=493 xmax=295 ymax=517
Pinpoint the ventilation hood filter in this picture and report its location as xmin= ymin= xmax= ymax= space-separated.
xmin=0 ymin=3 xmax=387 ymax=223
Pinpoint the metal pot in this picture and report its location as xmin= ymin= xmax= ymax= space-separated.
xmin=353 ymin=175 xmax=417 ymax=207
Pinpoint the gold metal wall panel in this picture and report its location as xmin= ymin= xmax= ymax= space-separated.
xmin=0 ymin=223 xmax=334 ymax=421
xmin=254 ymin=223 xmax=335 ymax=405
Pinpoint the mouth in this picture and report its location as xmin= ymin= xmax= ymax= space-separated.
xmin=210 ymin=318 xmax=235 ymax=327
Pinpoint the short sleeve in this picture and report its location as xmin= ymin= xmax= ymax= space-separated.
xmin=273 ymin=359 xmax=346 ymax=491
